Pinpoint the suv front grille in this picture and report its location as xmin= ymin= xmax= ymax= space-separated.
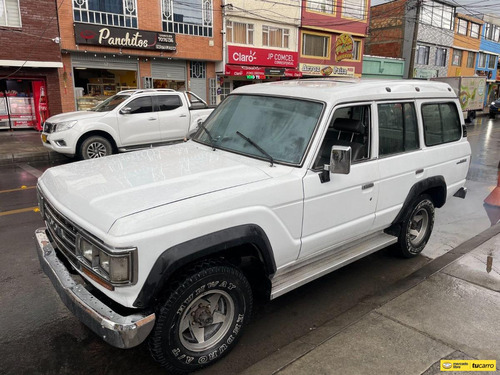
xmin=39 ymin=191 xmax=78 ymax=257
xmin=43 ymin=122 xmax=56 ymax=133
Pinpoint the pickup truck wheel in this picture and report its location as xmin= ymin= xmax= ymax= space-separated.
xmin=79 ymin=136 xmax=112 ymax=159
xmin=149 ymin=261 xmax=252 ymax=374
xmin=397 ymin=194 xmax=435 ymax=258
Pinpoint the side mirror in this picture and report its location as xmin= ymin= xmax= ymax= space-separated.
xmin=330 ymin=146 xmax=351 ymax=174
xmin=120 ymin=107 xmax=132 ymax=115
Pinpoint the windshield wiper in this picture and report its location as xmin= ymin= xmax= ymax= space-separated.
xmin=198 ymin=122 xmax=216 ymax=151
xmin=236 ymin=131 xmax=274 ymax=167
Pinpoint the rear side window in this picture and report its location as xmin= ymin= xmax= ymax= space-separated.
xmin=156 ymin=95 xmax=182 ymax=111
xmin=378 ymin=102 xmax=419 ymax=156
xmin=421 ymin=103 xmax=461 ymax=146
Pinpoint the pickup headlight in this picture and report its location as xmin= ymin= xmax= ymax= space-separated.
xmin=54 ymin=120 xmax=77 ymax=132
xmin=77 ymin=235 xmax=136 ymax=286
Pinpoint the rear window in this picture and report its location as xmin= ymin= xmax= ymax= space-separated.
xmin=421 ymin=102 xmax=461 ymax=146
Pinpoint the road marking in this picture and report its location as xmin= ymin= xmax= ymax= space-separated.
xmin=0 ymin=206 xmax=39 ymax=217
xmin=0 ymin=185 xmax=36 ymax=194
xmin=18 ymin=164 xmax=43 ymax=178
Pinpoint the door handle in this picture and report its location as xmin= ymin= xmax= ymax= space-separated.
xmin=362 ymin=183 xmax=374 ymax=190
xmin=148 ymin=117 xmax=157 ymax=121
xmin=179 ymin=114 xmax=187 ymax=118
xmin=415 ymin=168 xmax=424 ymax=175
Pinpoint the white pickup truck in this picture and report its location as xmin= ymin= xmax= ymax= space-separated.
xmin=35 ymin=79 xmax=470 ymax=373
xmin=41 ymin=89 xmax=214 ymax=159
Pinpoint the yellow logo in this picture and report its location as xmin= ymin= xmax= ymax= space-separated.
xmin=440 ymin=360 xmax=496 ymax=371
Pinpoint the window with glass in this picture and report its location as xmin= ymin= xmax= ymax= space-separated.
xmin=478 ymin=52 xmax=486 ymax=68
xmin=226 ymin=21 xmax=254 ymax=44
xmin=457 ymin=18 xmax=467 ymax=35
xmin=486 ymin=24 xmax=500 ymax=42
xmin=190 ymin=61 xmax=206 ymax=78
xmin=452 ymin=49 xmax=462 ymax=66
xmin=73 ymin=0 xmax=137 ymax=28
xmin=488 ymin=55 xmax=497 ymax=70
xmin=466 ymin=52 xmax=476 ymax=68
xmin=0 ymin=0 xmax=21 ymax=27
xmin=127 ymin=97 xmax=154 ymax=114
xmin=435 ymin=47 xmax=447 ymax=66
xmin=343 ymin=0 xmax=365 ymax=19
xmin=378 ymin=102 xmax=419 ymax=156
xmin=421 ymin=103 xmax=461 ymax=146
xmin=263 ymin=26 xmax=289 ymax=48
xmin=306 ymin=0 xmax=334 ymax=14
xmin=155 ymin=95 xmax=182 ymax=111
xmin=193 ymin=95 xmax=324 ymax=165
xmin=421 ymin=1 xmax=454 ymax=30
xmin=162 ymin=0 xmax=213 ymax=37
xmin=416 ymin=45 xmax=430 ymax=65
xmin=470 ymin=23 xmax=480 ymax=38
xmin=351 ymin=40 xmax=361 ymax=60
xmin=302 ymin=33 xmax=329 ymax=58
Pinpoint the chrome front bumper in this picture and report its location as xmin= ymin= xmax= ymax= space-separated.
xmin=34 ymin=228 xmax=155 ymax=349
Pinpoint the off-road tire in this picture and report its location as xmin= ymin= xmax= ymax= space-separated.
xmin=148 ymin=260 xmax=253 ymax=374
xmin=79 ymin=135 xmax=113 ymax=159
xmin=397 ymin=194 xmax=435 ymax=258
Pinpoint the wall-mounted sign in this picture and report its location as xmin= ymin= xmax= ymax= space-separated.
xmin=335 ymin=34 xmax=354 ymax=62
xmin=299 ymin=63 xmax=355 ymax=77
xmin=74 ymin=23 xmax=176 ymax=51
xmin=227 ymin=46 xmax=298 ymax=68
xmin=225 ymin=65 xmax=302 ymax=77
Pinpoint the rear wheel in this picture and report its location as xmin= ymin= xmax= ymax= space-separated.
xmin=79 ymin=135 xmax=113 ymax=159
xmin=397 ymin=194 xmax=435 ymax=258
xmin=149 ymin=260 xmax=252 ymax=374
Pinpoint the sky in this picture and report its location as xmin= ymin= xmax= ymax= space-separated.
xmin=370 ymin=0 xmax=500 ymax=19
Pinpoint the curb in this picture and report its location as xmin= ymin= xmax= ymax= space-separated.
xmin=239 ymin=223 xmax=500 ymax=375
xmin=0 ymin=151 xmax=68 ymax=166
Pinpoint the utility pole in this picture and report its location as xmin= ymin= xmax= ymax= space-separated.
xmin=408 ymin=0 xmax=421 ymax=79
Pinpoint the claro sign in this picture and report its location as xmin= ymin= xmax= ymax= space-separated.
xmin=74 ymin=23 xmax=176 ymax=51
xmin=227 ymin=46 xmax=298 ymax=68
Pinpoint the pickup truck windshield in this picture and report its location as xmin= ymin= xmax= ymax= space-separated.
xmin=91 ymin=94 xmax=130 ymax=112
xmin=193 ymin=95 xmax=323 ymax=165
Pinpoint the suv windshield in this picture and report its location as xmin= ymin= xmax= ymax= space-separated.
xmin=193 ymin=94 xmax=323 ymax=165
xmin=91 ymin=94 xmax=130 ymax=112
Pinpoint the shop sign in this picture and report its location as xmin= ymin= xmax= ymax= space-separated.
xmin=335 ymin=34 xmax=354 ymax=62
xmin=265 ymin=68 xmax=285 ymax=76
xmin=413 ymin=68 xmax=438 ymax=79
xmin=225 ymin=65 xmax=302 ymax=77
xmin=74 ymin=23 xmax=176 ymax=51
xmin=227 ymin=46 xmax=298 ymax=68
xmin=299 ymin=63 xmax=355 ymax=77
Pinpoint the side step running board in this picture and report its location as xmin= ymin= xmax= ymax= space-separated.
xmin=270 ymin=232 xmax=397 ymax=299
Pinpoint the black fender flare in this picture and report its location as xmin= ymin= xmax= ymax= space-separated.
xmin=386 ymin=176 xmax=446 ymax=234
xmin=133 ymin=224 xmax=276 ymax=308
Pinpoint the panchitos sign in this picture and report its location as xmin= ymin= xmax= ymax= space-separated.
xmin=74 ymin=23 xmax=176 ymax=51
xmin=227 ymin=46 xmax=298 ymax=68
xmin=335 ymin=33 xmax=354 ymax=62
xmin=299 ymin=63 xmax=355 ymax=77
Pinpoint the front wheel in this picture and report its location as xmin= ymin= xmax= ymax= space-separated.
xmin=397 ymin=194 xmax=435 ymax=258
xmin=79 ymin=135 xmax=113 ymax=159
xmin=149 ymin=261 xmax=253 ymax=374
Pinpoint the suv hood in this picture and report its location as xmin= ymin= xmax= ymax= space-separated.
xmin=38 ymin=143 xmax=271 ymax=233
xmin=46 ymin=110 xmax=106 ymax=123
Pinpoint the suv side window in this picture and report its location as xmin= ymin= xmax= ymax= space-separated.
xmin=126 ymin=96 xmax=154 ymax=114
xmin=156 ymin=95 xmax=183 ymax=111
xmin=378 ymin=102 xmax=419 ymax=156
xmin=421 ymin=102 xmax=461 ymax=146
xmin=314 ymin=104 xmax=370 ymax=169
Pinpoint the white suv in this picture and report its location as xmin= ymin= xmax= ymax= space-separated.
xmin=41 ymin=89 xmax=214 ymax=159
xmin=35 ymin=79 xmax=470 ymax=373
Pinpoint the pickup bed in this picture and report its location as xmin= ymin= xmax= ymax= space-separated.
xmin=41 ymin=89 xmax=214 ymax=159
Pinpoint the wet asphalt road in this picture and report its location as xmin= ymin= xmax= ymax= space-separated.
xmin=0 ymin=115 xmax=498 ymax=375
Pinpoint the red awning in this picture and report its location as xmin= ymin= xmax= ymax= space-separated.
xmin=224 ymin=65 xmax=302 ymax=78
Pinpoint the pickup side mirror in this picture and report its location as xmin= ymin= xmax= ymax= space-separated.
xmin=330 ymin=146 xmax=351 ymax=174
xmin=120 ymin=107 xmax=132 ymax=115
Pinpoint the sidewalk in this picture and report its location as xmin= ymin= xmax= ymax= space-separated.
xmin=0 ymin=128 xmax=66 ymax=166
xmin=241 ymin=224 xmax=500 ymax=375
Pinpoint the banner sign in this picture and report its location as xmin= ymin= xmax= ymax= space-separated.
xmin=227 ymin=46 xmax=298 ymax=68
xmin=74 ymin=23 xmax=176 ymax=51
xmin=224 ymin=65 xmax=302 ymax=78
xmin=299 ymin=63 xmax=355 ymax=77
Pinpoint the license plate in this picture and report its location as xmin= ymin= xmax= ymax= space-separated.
xmin=42 ymin=134 xmax=47 ymax=143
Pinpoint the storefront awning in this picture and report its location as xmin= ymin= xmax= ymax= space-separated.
xmin=224 ymin=65 xmax=302 ymax=78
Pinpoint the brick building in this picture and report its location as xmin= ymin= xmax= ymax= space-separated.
xmin=57 ymin=0 xmax=222 ymax=112
xmin=0 ymin=0 xmax=62 ymax=130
